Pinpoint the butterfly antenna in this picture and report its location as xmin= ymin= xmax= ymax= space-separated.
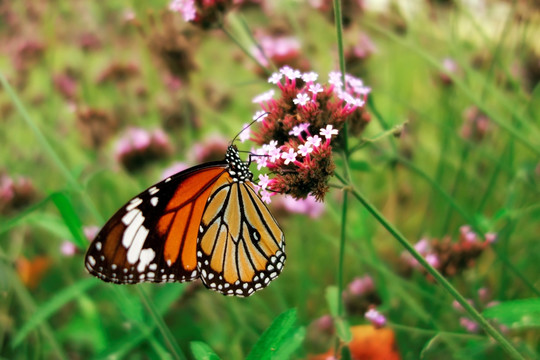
xmin=230 ymin=112 xmax=270 ymax=145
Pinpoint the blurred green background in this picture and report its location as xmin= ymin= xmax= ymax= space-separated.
xmin=1 ymin=1 xmax=539 ymax=359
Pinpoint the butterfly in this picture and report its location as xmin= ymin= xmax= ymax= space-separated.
xmin=85 ymin=144 xmax=285 ymax=297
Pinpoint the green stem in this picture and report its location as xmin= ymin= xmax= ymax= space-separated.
xmin=219 ymin=24 xmax=270 ymax=76
xmin=337 ymin=190 xmax=348 ymax=318
xmin=441 ymin=145 xmax=470 ymax=234
xmin=342 ymin=184 xmax=525 ymax=360
xmin=396 ymin=156 xmax=475 ymax=226
xmin=333 ymin=0 xmax=347 ymax=87
xmin=390 ymin=323 xmax=485 ymax=340
xmin=137 ymin=287 xmax=186 ymax=360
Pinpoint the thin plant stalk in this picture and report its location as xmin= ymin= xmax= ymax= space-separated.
xmin=339 ymin=181 xmax=525 ymax=360
xmin=137 ymin=287 xmax=186 ymax=360
xmin=333 ymin=0 xmax=351 ymax=340
xmin=219 ymin=23 xmax=271 ymax=76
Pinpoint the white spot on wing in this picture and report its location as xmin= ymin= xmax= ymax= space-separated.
xmin=126 ymin=197 xmax=143 ymax=211
xmin=121 ymin=209 xmax=139 ymax=225
xmin=87 ymin=256 xmax=96 ymax=266
xmin=122 ymin=210 xmax=145 ymax=248
xmin=127 ymin=225 xmax=149 ymax=264
xmin=95 ymin=242 xmax=102 ymax=251
xmin=150 ymin=197 xmax=158 ymax=207
xmin=137 ymin=248 xmax=155 ymax=272
xmin=148 ymin=186 xmax=159 ymax=195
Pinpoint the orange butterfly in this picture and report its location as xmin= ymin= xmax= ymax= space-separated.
xmin=85 ymin=145 xmax=285 ymax=297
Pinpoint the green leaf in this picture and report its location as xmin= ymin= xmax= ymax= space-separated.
xmin=12 ymin=278 xmax=98 ymax=347
xmin=335 ymin=317 xmax=352 ymax=343
xmin=50 ymin=192 xmax=87 ymax=248
xmin=191 ymin=341 xmax=221 ymax=360
xmin=482 ymin=298 xmax=540 ymax=329
xmin=246 ymin=308 xmax=304 ymax=360
xmin=349 ymin=159 xmax=371 ymax=172
xmin=325 ymin=286 xmax=339 ymax=317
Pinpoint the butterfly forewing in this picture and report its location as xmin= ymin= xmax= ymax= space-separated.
xmin=85 ymin=163 xmax=228 ymax=284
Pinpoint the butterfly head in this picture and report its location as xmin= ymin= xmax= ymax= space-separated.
xmin=225 ymin=145 xmax=252 ymax=183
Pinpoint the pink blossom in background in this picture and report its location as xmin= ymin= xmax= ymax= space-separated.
xmin=169 ymin=0 xmax=197 ymax=22
xmin=253 ymin=35 xmax=301 ymax=67
xmin=83 ymin=226 xmax=100 ymax=241
xmin=365 ymin=308 xmax=386 ymax=328
xmin=281 ymin=195 xmax=325 ymax=218
xmin=459 ymin=317 xmax=479 ymax=333
xmin=348 ymin=275 xmax=374 ymax=296
xmin=162 ymin=162 xmax=189 ymax=180
xmin=60 ymin=241 xmax=77 ymax=256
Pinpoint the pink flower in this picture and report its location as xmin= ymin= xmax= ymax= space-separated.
xmin=249 ymin=66 xmax=370 ymax=201
xmin=365 ymin=308 xmax=386 ymax=328
xmin=320 ymin=124 xmax=339 ymax=139
xmin=258 ymin=174 xmax=270 ymax=190
xmin=114 ymin=127 xmax=172 ymax=172
xmin=293 ymin=93 xmax=310 ymax=106
xmin=83 ymin=226 xmax=100 ymax=241
xmin=169 ymin=0 xmax=196 ymax=22
xmin=60 ymin=241 xmax=77 ymax=257
xmin=281 ymin=148 xmax=298 ymax=165
xmin=162 ymin=162 xmax=189 ymax=180
xmin=460 ymin=317 xmax=479 ymax=333
xmin=348 ymin=275 xmax=374 ymax=296
xmin=280 ymin=195 xmax=325 ymax=218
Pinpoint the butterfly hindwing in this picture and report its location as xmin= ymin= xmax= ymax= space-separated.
xmin=85 ymin=163 xmax=228 ymax=284
xmin=197 ymin=180 xmax=285 ymax=297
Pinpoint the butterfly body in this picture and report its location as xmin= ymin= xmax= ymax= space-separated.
xmin=85 ymin=145 xmax=285 ymax=297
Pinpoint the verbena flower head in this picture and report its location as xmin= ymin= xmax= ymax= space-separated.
xmin=248 ymin=66 xmax=370 ymax=201
xmin=402 ymin=225 xmax=495 ymax=278
xmin=169 ymin=0 xmax=233 ymax=29
xmin=0 ymin=173 xmax=38 ymax=215
xmin=115 ymin=127 xmax=172 ymax=172
xmin=365 ymin=307 xmax=387 ymax=328
xmin=251 ymin=33 xmax=309 ymax=76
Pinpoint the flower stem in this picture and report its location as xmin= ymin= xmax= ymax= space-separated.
xmin=137 ymin=287 xmax=186 ymax=360
xmin=342 ymin=183 xmax=525 ymax=360
xmin=219 ymin=23 xmax=270 ymax=76
xmin=333 ymin=0 xmax=347 ymax=87
xmin=337 ymin=189 xmax=348 ymax=318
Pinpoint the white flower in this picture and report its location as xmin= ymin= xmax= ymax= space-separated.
xmin=293 ymin=93 xmax=310 ymax=106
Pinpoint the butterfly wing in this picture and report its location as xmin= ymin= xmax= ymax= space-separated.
xmin=197 ymin=178 xmax=285 ymax=297
xmin=85 ymin=163 xmax=228 ymax=284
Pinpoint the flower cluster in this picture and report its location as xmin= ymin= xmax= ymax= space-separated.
xmin=343 ymin=275 xmax=381 ymax=316
xmin=460 ymin=106 xmax=490 ymax=142
xmin=453 ymin=287 xmax=506 ymax=334
xmin=97 ymin=62 xmax=139 ymax=85
xmin=76 ymin=107 xmax=119 ymax=149
xmin=251 ymin=33 xmax=309 ymax=76
xmin=115 ymin=127 xmax=172 ymax=172
xmin=245 ymin=66 xmax=370 ymax=202
xmin=169 ymin=0 xmax=233 ymax=29
xmin=0 ymin=173 xmax=38 ymax=215
xmin=364 ymin=307 xmax=387 ymax=328
xmin=148 ymin=11 xmax=200 ymax=82
xmin=402 ymin=225 xmax=496 ymax=278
